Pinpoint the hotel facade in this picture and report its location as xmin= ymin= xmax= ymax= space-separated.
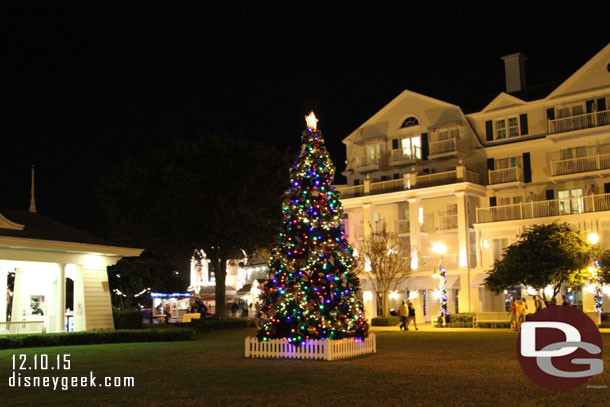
xmin=338 ymin=44 xmax=610 ymax=322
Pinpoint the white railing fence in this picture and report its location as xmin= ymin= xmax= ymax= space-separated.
xmin=476 ymin=193 xmax=610 ymax=223
xmin=429 ymin=138 xmax=457 ymax=156
xmin=0 ymin=321 xmax=45 ymax=335
xmin=245 ymin=334 xmax=376 ymax=361
xmin=548 ymin=110 xmax=610 ymax=134
xmin=370 ymin=179 xmax=403 ymax=194
xmin=551 ymin=153 xmax=610 ymax=176
xmin=390 ymin=148 xmax=421 ymax=163
xmin=336 ymin=184 xmax=365 ymax=199
xmin=488 ymin=166 xmax=523 ymax=184
xmin=417 ymin=170 xmax=457 ymax=187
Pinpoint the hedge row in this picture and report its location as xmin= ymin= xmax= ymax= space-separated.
xmin=0 ymin=328 xmax=193 ymax=350
xmin=188 ymin=317 xmax=256 ymax=332
xmin=371 ymin=316 xmax=400 ymax=326
xmin=113 ymin=309 xmax=143 ymax=329
xmin=437 ymin=313 xmax=476 ymax=328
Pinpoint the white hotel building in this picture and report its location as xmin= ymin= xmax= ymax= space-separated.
xmin=338 ymin=44 xmax=610 ymax=322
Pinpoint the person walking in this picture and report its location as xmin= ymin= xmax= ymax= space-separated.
xmin=398 ymin=300 xmax=409 ymax=331
xmin=510 ymin=297 xmax=520 ymax=331
xmin=406 ymin=302 xmax=418 ymax=330
xmin=164 ymin=303 xmax=171 ymax=324
xmin=518 ymin=298 xmax=528 ymax=330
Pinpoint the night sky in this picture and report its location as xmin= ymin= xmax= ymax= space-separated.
xmin=0 ymin=3 xmax=608 ymax=237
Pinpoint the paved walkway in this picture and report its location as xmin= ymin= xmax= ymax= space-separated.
xmin=369 ymin=323 xmax=610 ymax=334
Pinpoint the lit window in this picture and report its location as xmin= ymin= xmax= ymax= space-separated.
xmin=495 ymin=117 xmax=519 ymax=139
xmin=401 ymin=136 xmax=421 ymax=159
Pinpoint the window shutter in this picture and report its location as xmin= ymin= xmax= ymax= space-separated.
xmin=522 ymin=152 xmax=531 ymax=183
xmin=519 ymin=114 xmax=528 ymax=135
xmin=421 ymin=133 xmax=429 ymax=160
xmin=546 ymin=108 xmax=555 ymax=120
xmin=489 ymin=197 xmax=497 ymax=207
xmin=586 ymin=100 xmax=595 ymax=113
xmin=487 ymin=158 xmax=495 ymax=171
xmin=605 ymin=183 xmax=610 ymax=194
xmin=597 ymin=98 xmax=607 ymax=112
xmin=392 ymin=139 xmax=399 ymax=150
xmin=545 ymin=189 xmax=554 ymax=200
xmin=485 ymin=120 xmax=493 ymax=141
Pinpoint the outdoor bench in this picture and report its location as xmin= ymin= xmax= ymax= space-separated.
xmin=473 ymin=312 xmax=512 ymax=328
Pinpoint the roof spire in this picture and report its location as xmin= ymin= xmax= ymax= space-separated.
xmin=29 ymin=165 xmax=37 ymax=213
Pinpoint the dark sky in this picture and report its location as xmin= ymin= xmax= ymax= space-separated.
xmin=0 ymin=3 xmax=608 ymax=236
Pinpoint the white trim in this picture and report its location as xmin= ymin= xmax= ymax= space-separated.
xmin=0 ymin=236 xmax=142 ymax=257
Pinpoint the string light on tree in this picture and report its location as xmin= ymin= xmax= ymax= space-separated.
xmin=432 ymin=242 xmax=448 ymax=318
xmin=256 ymin=111 xmax=369 ymax=344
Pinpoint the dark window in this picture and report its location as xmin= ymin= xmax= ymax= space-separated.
xmin=354 ymin=179 xmax=360 ymax=186
xmin=400 ymin=116 xmax=419 ymax=128
xmin=393 ymin=173 xmax=400 ymax=179
xmin=380 ymin=175 xmax=389 ymax=181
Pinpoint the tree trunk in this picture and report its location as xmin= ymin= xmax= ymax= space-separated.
xmin=380 ymin=290 xmax=389 ymax=317
xmin=213 ymin=256 xmax=228 ymax=318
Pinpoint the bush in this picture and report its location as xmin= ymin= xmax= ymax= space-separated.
xmin=437 ymin=313 xmax=476 ymax=328
xmin=371 ymin=316 xmax=400 ymax=326
xmin=113 ymin=309 xmax=143 ymax=329
xmin=0 ymin=328 xmax=193 ymax=350
xmin=189 ymin=317 xmax=255 ymax=332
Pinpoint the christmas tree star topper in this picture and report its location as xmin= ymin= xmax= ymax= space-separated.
xmin=305 ymin=111 xmax=318 ymax=130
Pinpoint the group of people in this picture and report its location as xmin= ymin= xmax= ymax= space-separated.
xmin=398 ymin=300 xmax=418 ymax=331
xmin=230 ymin=301 xmax=251 ymax=318
xmin=509 ymin=294 xmax=572 ymax=331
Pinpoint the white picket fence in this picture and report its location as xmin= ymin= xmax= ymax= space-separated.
xmin=245 ymin=333 xmax=376 ymax=361
xmin=0 ymin=321 xmax=45 ymax=335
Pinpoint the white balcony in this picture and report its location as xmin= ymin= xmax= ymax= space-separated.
xmin=439 ymin=213 xmax=458 ymax=230
xmin=369 ymin=179 xmax=404 ymax=195
xmin=390 ymin=148 xmax=421 ymax=165
xmin=335 ymin=184 xmax=365 ymax=199
xmin=476 ymin=192 xmax=610 ymax=223
xmin=548 ymin=110 xmax=610 ymax=135
xmin=488 ymin=166 xmax=524 ymax=188
xmin=416 ymin=170 xmax=458 ymax=188
xmin=551 ymin=153 xmax=610 ymax=178
xmin=355 ymin=153 xmax=386 ymax=172
xmin=429 ymin=138 xmax=464 ymax=158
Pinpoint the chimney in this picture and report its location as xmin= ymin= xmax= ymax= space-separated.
xmin=501 ymin=52 xmax=527 ymax=93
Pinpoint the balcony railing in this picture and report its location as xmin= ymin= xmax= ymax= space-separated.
xmin=464 ymin=170 xmax=480 ymax=184
xmin=476 ymin=192 xmax=610 ymax=223
xmin=356 ymin=154 xmax=380 ymax=168
xmin=390 ymin=148 xmax=421 ymax=164
xmin=548 ymin=110 xmax=610 ymax=135
xmin=551 ymin=153 xmax=610 ymax=176
xmin=429 ymin=138 xmax=457 ymax=156
xmin=417 ymin=170 xmax=458 ymax=187
xmin=395 ymin=219 xmax=410 ymax=234
xmin=336 ymin=184 xmax=365 ymax=199
xmin=370 ymin=179 xmax=403 ymax=195
xmin=439 ymin=213 xmax=458 ymax=230
xmin=488 ymin=166 xmax=523 ymax=184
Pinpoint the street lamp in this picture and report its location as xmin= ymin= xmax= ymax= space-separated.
xmin=587 ymin=233 xmax=603 ymax=317
xmin=432 ymin=242 xmax=448 ymax=324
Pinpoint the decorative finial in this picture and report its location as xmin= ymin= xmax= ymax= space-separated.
xmin=29 ymin=165 xmax=37 ymax=213
xmin=305 ymin=111 xmax=318 ymax=130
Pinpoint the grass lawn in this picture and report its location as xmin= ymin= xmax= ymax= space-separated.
xmin=0 ymin=328 xmax=608 ymax=407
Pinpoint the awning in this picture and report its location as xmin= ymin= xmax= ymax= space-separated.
xmin=405 ymin=275 xmax=460 ymax=290
xmin=470 ymin=273 xmax=489 ymax=288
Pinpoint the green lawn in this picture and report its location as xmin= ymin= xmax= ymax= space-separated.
xmin=0 ymin=328 xmax=608 ymax=406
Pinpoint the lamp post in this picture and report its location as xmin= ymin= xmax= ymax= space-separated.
xmin=432 ymin=242 xmax=448 ymax=324
xmin=587 ymin=233 xmax=603 ymax=324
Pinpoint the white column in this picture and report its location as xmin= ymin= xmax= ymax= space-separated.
xmin=0 ymin=266 xmax=6 ymax=322
xmin=57 ymin=264 xmax=66 ymax=333
xmin=456 ymin=192 xmax=471 ymax=312
xmin=408 ymin=198 xmax=421 ymax=270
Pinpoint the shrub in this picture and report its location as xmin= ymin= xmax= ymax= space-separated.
xmin=371 ymin=316 xmax=400 ymax=326
xmin=189 ymin=317 xmax=256 ymax=332
xmin=0 ymin=328 xmax=192 ymax=350
xmin=113 ymin=309 xmax=143 ymax=329
xmin=436 ymin=313 xmax=476 ymax=328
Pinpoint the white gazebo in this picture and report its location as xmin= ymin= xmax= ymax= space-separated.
xmin=0 ymin=208 xmax=141 ymax=334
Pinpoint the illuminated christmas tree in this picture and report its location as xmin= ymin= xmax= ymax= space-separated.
xmin=257 ymin=112 xmax=369 ymax=344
